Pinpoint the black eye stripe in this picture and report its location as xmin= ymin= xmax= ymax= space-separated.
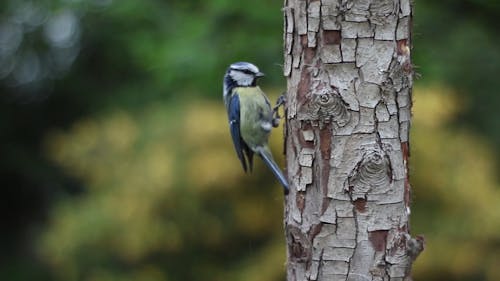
xmin=231 ymin=68 xmax=255 ymax=75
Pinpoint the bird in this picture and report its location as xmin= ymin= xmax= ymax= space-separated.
xmin=223 ymin=61 xmax=289 ymax=194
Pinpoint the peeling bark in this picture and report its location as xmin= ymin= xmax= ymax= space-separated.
xmin=283 ymin=0 xmax=423 ymax=280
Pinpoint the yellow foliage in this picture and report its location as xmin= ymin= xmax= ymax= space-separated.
xmin=411 ymin=86 xmax=500 ymax=280
xmin=412 ymin=85 xmax=464 ymax=128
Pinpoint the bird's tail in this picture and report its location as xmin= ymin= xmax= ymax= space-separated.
xmin=257 ymin=146 xmax=289 ymax=194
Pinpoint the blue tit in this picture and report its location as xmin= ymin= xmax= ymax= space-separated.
xmin=223 ymin=62 xmax=289 ymax=194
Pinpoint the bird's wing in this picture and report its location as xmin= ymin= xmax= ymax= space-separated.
xmin=228 ymin=92 xmax=248 ymax=172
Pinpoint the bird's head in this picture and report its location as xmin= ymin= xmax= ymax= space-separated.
xmin=225 ymin=62 xmax=264 ymax=87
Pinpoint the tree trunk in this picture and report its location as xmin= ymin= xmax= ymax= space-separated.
xmin=283 ymin=0 xmax=423 ymax=280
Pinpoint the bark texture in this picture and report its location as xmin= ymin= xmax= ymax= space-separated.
xmin=283 ymin=1 xmax=422 ymax=280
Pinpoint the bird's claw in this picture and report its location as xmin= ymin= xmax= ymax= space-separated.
xmin=272 ymin=118 xmax=280 ymax=128
xmin=272 ymin=93 xmax=287 ymax=127
xmin=273 ymin=94 xmax=286 ymax=112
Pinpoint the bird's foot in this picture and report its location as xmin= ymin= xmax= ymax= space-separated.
xmin=272 ymin=93 xmax=287 ymax=127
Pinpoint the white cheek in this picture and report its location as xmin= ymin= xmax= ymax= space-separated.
xmin=231 ymin=71 xmax=253 ymax=86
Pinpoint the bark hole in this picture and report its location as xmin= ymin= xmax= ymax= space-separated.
xmin=353 ymin=198 xmax=367 ymax=212
xmin=323 ymin=30 xmax=341 ymax=45
xmin=369 ymin=230 xmax=389 ymax=252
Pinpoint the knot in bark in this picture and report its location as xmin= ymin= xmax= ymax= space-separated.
xmin=358 ymin=151 xmax=389 ymax=186
xmin=348 ymin=150 xmax=391 ymax=199
xmin=297 ymin=70 xmax=351 ymax=128
xmin=312 ymin=88 xmax=350 ymax=127
xmin=319 ymin=92 xmax=331 ymax=105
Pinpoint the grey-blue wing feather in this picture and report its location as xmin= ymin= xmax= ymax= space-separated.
xmin=228 ymin=93 xmax=249 ymax=172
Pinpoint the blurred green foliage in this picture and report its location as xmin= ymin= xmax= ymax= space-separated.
xmin=0 ymin=0 xmax=499 ymax=281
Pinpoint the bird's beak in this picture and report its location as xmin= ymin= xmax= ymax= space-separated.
xmin=256 ymin=71 xmax=265 ymax=78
